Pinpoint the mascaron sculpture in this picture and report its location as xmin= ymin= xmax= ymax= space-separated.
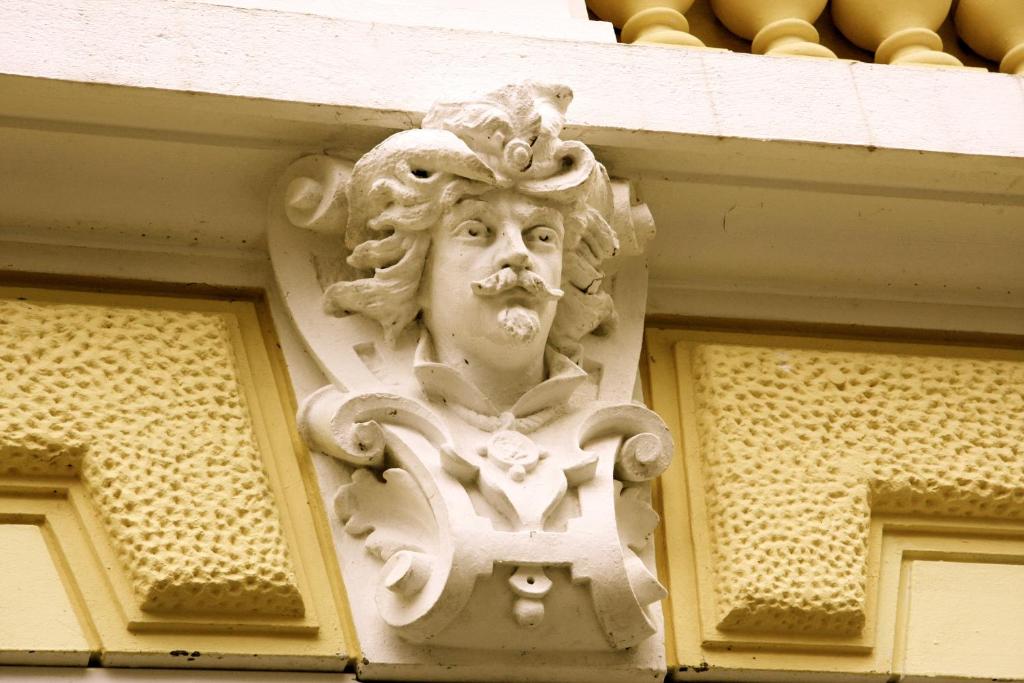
xmin=269 ymin=83 xmax=673 ymax=674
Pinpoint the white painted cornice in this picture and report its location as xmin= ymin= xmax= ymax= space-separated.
xmin=1 ymin=0 xmax=1022 ymax=336
xmin=2 ymin=0 xmax=1021 ymax=214
xmin=196 ymin=0 xmax=612 ymax=42
xmin=1 ymin=0 xmax=1022 ymax=161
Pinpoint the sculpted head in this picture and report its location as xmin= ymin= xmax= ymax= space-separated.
xmin=323 ymin=83 xmax=618 ymax=364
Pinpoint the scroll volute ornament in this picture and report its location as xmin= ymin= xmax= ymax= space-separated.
xmin=955 ymin=0 xmax=1024 ymax=75
xmin=710 ymin=0 xmax=836 ymax=59
xmin=587 ymin=0 xmax=705 ymax=47
xmin=269 ymin=82 xmax=672 ymax=676
xmin=832 ymin=0 xmax=963 ymax=67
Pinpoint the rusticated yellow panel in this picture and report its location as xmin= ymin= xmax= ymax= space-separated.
xmin=646 ymin=328 xmax=1024 ymax=680
xmin=0 ymin=284 xmax=355 ymax=670
xmin=0 ymin=300 xmax=301 ymax=617
xmin=693 ymin=343 xmax=1024 ymax=636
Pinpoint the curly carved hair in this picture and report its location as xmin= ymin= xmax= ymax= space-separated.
xmin=323 ymin=83 xmax=619 ymax=359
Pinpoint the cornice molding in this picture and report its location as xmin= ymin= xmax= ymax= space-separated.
xmin=1 ymin=0 xmax=1022 ymax=162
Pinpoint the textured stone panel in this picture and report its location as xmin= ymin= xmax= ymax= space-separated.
xmin=0 ymin=300 xmax=303 ymax=617
xmin=692 ymin=343 xmax=1024 ymax=636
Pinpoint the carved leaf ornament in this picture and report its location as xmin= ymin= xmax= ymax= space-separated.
xmin=269 ymin=82 xmax=672 ymax=654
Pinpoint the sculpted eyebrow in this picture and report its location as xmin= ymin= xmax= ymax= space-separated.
xmin=449 ymin=199 xmax=490 ymax=216
xmin=527 ymin=207 xmax=562 ymax=222
xmin=523 ymin=207 xmax=564 ymax=232
xmin=444 ymin=199 xmax=492 ymax=232
xmin=452 ymin=198 xmax=490 ymax=212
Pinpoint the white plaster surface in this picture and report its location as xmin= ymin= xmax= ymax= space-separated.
xmin=196 ymin=0 xmax=612 ymax=42
xmin=1 ymin=0 xmax=1022 ymax=157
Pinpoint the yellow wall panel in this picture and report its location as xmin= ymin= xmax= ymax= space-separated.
xmin=0 ymin=524 xmax=91 ymax=665
xmin=646 ymin=327 xmax=1024 ymax=681
xmin=903 ymin=560 xmax=1024 ymax=681
xmin=0 ymin=284 xmax=355 ymax=670
xmin=1 ymin=299 xmax=302 ymax=616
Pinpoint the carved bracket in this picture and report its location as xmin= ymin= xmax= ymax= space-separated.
xmin=268 ymin=82 xmax=672 ymax=675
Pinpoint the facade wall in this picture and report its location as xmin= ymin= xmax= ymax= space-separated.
xmin=1 ymin=1 xmax=1022 ymax=681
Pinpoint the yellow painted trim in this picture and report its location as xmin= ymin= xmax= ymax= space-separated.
xmin=252 ymin=300 xmax=362 ymax=661
xmin=644 ymin=329 xmax=705 ymax=670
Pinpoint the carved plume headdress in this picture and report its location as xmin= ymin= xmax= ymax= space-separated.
xmin=325 ymin=82 xmax=620 ymax=358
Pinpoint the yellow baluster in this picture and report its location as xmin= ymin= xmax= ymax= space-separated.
xmin=587 ymin=0 xmax=705 ymax=47
xmin=956 ymin=0 xmax=1024 ymax=75
xmin=710 ymin=0 xmax=836 ymax=59
xmin=832 ymin=0 xmax=962 ymax=67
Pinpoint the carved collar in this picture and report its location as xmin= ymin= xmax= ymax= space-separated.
xmin=413 ymin=332 xmax=588 ymax=430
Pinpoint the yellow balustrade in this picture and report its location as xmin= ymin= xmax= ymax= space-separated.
xmin=832 ymin=0 xmax=962 ymax=67
xmin=592 ymin=0 xmax=1019 ymax=72
xmin=710 ymin=0 xmax=836 ymax=58
xmin=587 ymin=0 xmax=705 ymax=47
xmin=955 ymin=0 xmax=1024 ymax=75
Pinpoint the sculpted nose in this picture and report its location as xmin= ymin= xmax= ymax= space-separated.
xmin=496 ymin=225 xmax=532 ymax=270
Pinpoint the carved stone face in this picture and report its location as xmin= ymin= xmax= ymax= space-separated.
xmin=420 ymin=188 xmax=565 ymax=371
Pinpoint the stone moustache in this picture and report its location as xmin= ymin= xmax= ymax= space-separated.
xmin=269 ymin=82 xmax=673 ymax=661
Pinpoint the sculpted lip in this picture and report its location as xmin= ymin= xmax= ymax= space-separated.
xmin=498 ymin=289 xmax=539 ymax=309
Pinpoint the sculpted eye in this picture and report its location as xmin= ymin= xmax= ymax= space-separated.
xmin=456 ymin=220 xmax=490 ymax=240
xmin=524 ymin=226 xmax=559 ymax=247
